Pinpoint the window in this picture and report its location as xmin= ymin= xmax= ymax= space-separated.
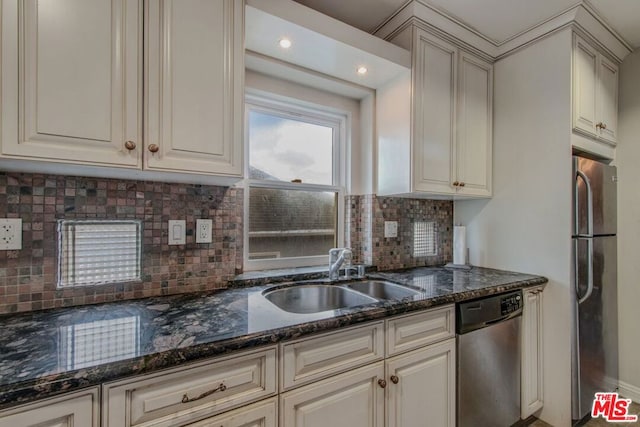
xmin=245 ymin=95 xmax=346 ymax=270
xmin=57 ymin=220 xmax=142 ymax=288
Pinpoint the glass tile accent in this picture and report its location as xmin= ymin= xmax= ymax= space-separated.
xmin=57 ymin=220 xmax=142 ymax=288
xmin=413 ymin=221 xmax=437 ymax=257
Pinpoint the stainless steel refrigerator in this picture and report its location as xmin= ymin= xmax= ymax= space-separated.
xmin=571 ymin=155 xmax=618 ymax=423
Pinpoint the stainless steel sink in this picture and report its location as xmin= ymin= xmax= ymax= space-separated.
xmin=344 ymin=280 xmax=420 ymax=300
xmin=263 ymin=284 xmax=377 ymax=314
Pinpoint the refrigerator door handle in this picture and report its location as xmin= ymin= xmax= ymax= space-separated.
xmin=576 ymin=170 xmax=594 ymax=236
xmin=575 ymin=170 xmax=594 ymax=304
xmin=577 ymin=238 xmax=594 ymax=305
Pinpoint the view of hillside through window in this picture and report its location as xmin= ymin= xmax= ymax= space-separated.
xmin=249 ymin=111 xmax=334 ymax=185
xmin=247 ymin=104 xmax=342 ymax=265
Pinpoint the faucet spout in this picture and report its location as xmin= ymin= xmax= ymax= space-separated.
xmin=329 ymin=248 xmax=352 ymax=281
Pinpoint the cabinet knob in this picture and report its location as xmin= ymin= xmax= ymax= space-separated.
xmin=377 ymin=379 xmax=387 ymax=389
xmin=602 ymin=123 xmax=607 ymax=130
xmin=148 ymin=144 xmax=160 ymax=153
xmin=124 ymin=140 xmax=136 ymax=151
xmin=390 ymin=375 xmax=399 ymax=384
xmin=459 ymin=182 xmax=465 ymax=187
xmin=596 ymin=122 xmax=607 ymax=130
xmin=452 ymin=181 xmax=459 ymax=187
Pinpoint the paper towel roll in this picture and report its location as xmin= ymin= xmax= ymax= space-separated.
xmin=453 ymin=226 xmax=466 ymax=265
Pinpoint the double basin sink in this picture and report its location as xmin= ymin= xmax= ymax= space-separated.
xmin=262 ymin=280 xmax=421 ymax=314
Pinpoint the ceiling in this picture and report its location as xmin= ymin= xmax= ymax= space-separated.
xmin=294 ymin=0 xmax=640 ymax=48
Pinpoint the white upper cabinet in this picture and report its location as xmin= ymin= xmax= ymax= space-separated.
xmin=596 ymin=54 xmax=619 ymax=144
xmin=456 ymin=52 xmax=492 ymax=197
xmin=572 ymin=34 xmax=619 ymax=147
xmin=0 ymin=0 xmax=243 ymax=180
xmin=145 ymin=0 xmax=243 ymax=176
xmin=377 ymin=26 xmax=493 ymax=199
xmin=413 ymin=31 xmax=457 ymax=195
xmin=0 ymin=0 xmax=142 ymax=167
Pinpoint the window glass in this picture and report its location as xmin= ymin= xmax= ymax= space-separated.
xmin=249 ymin=111 xmax=334 ymax=185
xmin=248 ymin=187 xmax=337 ymax=260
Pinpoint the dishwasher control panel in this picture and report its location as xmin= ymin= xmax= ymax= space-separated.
xmin=456 ymin=290 xmax=523 ymax=334
xmin=500 ymin=293 xmax=522 ymax=315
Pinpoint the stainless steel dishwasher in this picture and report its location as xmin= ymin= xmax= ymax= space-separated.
xmin=457 ymin=290 xmax=523 ymax=427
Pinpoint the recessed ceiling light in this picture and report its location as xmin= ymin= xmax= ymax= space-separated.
xmin=279 ymin=38 xmax=292 ymax=49
xmin=357 ymin=66 xmax=368 ymax=75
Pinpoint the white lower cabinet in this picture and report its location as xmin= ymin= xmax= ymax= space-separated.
xmin=521 ymin=286 xmax=544 ymax=418
xmin=386 ymin=339 xmax=456 ymax=427
xmin=280 ymin=362 xmax=386 ymax=427
xmin=0 ymin=387 xmax=99 ymax=427
xmin=280 ymin=307 xmax=456 ymax=427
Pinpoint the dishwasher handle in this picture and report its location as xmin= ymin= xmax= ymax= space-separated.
xmin=457 ymin=309 xmax=522 ymax=334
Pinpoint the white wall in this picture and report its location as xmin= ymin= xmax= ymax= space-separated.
xmin=616 ymin=48 xmax=640 ymax=403
xmin=454 ymin=29 xmax=574 ymax=426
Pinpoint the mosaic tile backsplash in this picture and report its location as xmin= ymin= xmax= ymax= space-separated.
xmin=347 ymin=195 xmax=453 ymax=270
xmin=0 ymin=172 xmax=453 ymax=314
xmin=0 ymin=173 xmax=243 ymax=314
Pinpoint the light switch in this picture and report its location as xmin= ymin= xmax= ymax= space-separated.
xmin=168 ymin=220 xmax=186 ymax=245
xmin=384 ymin=221 xmax=398 ymax=238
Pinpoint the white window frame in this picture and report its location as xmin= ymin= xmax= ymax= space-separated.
xmin=244 ymin=92 xmax=348 ymax=271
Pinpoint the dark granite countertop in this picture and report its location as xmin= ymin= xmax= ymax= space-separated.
xmin=0 ymin=266 xmax=546 ymax=409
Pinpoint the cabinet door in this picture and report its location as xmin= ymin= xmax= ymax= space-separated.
xmin=412 ymin=30 xmax=457 ymax=195
xmin=0 ymin=0 xmax=142 ymax=167
xmin=521 ymin=287 xmax=544 ymax=418
xmin=185 ymin=398 xmax=277 ymax=427
xmin=573 ymin=35 xmax=598 ymax=138
xmin=596 ymin=56 xmax=618 ymax=145
xmin=456 ymin=52 xmax=492 ymax=197
xmin=0 ymin=388 xmax=99 ymax=427
xmin=280 ymin=362 xmax=385 ymax=427
xmin=145 ymin=0 xmax=243 ymax=176
xmin=386 ymin=339 xmax=456 ymax=427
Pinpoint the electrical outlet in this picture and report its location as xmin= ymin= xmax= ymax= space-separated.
xmin=0 ymin=218 xmax=22 ymax=250
xmin=168 ymin=220 xmax=186 ymax=245
xmin=196 ymin=219 xmax=213 ymax=243
xmin=384 ymin=221 xmax=398 ymax=238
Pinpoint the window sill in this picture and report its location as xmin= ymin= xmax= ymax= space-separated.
xmin=229 ymin=265 xmax=374 ymax=288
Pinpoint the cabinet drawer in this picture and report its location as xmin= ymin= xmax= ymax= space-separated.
xmin=0 ymin=387 xmax=99 ymax=427
xmin=184 ymin=397 xmax=277 ymax=427
xmin=103 ymin=346 xmax=277 ymax=427
xmin=386 ymin=306 xmax=454 ymax=356
xmin=281 ymin=322 xmax=384 ymax=390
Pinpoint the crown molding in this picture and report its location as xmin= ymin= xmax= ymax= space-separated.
xmin=374 ymin=0 xmax=633 ymax=62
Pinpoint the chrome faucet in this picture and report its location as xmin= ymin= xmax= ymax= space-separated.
xmin=328 ymin=247 xmax=352 ymax=281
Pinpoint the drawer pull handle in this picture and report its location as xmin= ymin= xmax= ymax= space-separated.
xmin=390 ymin=375 xmax=399 ymax=384
xmin=181 ymin=383 xmax=227 ymax=403
xmin=378 ymin=379 xmax=387 ymax=389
